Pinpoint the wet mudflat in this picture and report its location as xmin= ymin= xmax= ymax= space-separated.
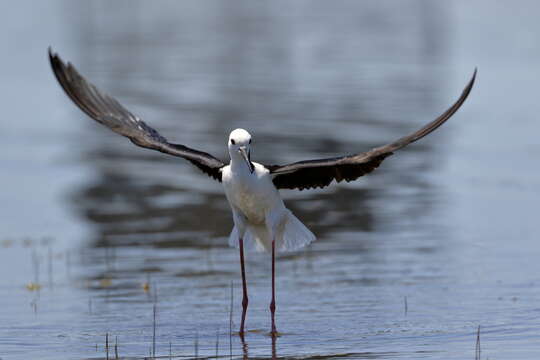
xmin=1 ymin=1 xmax=540 ymax=359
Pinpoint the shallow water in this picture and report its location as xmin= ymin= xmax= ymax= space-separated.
xmin=1 ymin=1 xmax=540 ymax=359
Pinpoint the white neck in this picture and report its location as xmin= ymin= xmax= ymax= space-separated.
xmin=229 ymin=150 xmax=252 ymax=174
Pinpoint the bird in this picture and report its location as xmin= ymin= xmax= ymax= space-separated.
xmin=48 ymin=48 xmax=476 ymax=337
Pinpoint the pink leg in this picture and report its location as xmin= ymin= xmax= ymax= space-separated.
xmin=270 ymin=238 xmax=277 ymax=336
xmin=239 ymin=237 xmax=248 ymax=337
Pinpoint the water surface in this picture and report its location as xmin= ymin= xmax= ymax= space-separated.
xmin=1 ymin=1 xmax=539 ymax=359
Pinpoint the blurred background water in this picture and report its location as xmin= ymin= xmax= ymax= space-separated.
xmin=1 ymin=1 xmax=539 ymax=359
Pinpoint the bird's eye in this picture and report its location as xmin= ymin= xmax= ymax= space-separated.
xmin=231 ymin=139 xmax=236 ymax=145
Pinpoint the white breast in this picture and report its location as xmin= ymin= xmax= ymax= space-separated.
xmin=222 ymin=162 xmax=283 ymax=225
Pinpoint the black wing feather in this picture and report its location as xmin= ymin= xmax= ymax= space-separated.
xmin=269 ymin=69 xmax=476 ymax=190
xmin=48 ymin=48 xmax=225 ymax=181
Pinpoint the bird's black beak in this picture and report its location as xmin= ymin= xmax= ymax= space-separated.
xmin=238 ymin=147 xmax=254 ymax=173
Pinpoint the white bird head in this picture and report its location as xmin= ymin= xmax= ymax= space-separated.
xmin=228 ymin=128 xmax=254 ymax=173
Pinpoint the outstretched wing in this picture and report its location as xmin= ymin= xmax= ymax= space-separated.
xmin=268 ymin=69 xmax=476 ymax=190
xmin=48 ymin=48 xmax=225 ymax=181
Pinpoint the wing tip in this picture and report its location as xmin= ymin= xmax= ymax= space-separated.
xmin=48 ymin=46 xmax=68 ymax=83
xmin=466 ymin=67 xmax=478 ymax=93
xmin=48 ymin=46 xmax=60 ymax=67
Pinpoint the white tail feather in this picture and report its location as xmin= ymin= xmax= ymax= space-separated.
xmin=228 ymin=210 xmax=316 ymax=253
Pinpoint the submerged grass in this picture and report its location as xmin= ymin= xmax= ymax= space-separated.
xmin=153 ymin=303 xmax=157 ymax=358
xmin=475 ymin=325 xmax=481 ymax=360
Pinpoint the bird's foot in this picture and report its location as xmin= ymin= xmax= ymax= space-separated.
xmin=235 ymin=328 xmax=247 ymax=340
xmin=270 ymin=323 xmax=280 ymax=337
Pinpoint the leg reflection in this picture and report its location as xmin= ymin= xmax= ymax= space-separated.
xmin=238 ymin=332 xmax=278 ymax=359
xmin=271 ymin=334 xmax=277 ymax=360
xmin=240 ymin=334 xmax=249 ymax=360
